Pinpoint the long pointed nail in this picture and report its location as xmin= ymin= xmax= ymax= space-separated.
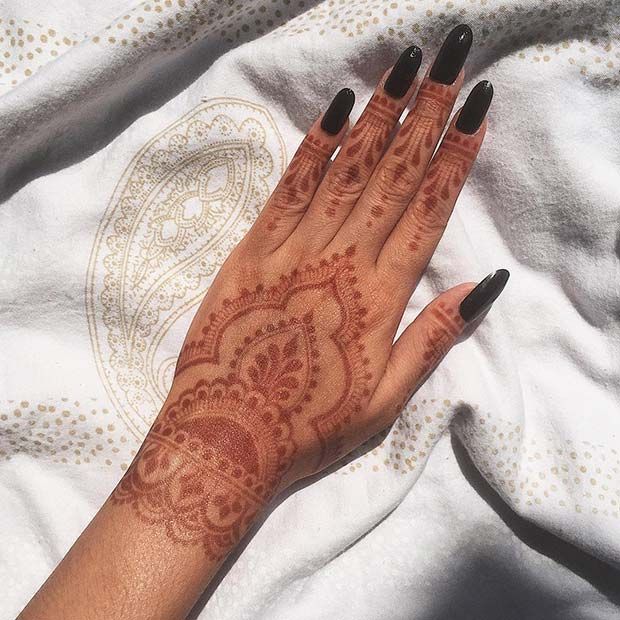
xmin=384 ymin=45 xmax=423 ymax=99
xmin=456 ymin=80 xmax=493 ymax=134
xmin=459 ymin=269 xmax=510 ymax=322
xmin=321 ymin=88 xmax=355 ymax=135
xmin=429 ymin=24 xmax=473 ymax=85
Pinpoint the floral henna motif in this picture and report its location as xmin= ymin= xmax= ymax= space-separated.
xmin=177 ymin=246 xmax=371 ymax=464
xmin=113 ymin=248 xmax=372 ymax=558
xmin=112 ymin=373 xmax=295 ymax=561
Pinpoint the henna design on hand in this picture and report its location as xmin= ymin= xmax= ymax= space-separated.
xmin=422 ymin=133 xmax=475 ymax=200
xmin=112 ymin=247 xmax=372 ymax=558
xmin=407 ymin=132 xmax=478 ymax=252
xmin=266 ymin=133 xmax=332 ymax=231
xmin=392 ymin=82 xmax=453 ymax=166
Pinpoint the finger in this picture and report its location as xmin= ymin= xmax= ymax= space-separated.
xmin=377 ymin=81 xmax=492 ymax=293
xmin=335 ymin=24 xmax=473 ymax=256
xmin=365 ymin=271 xmax=509 ymax=430
xmin=289 ymin=46 xmax=423 ymax=253
xmin=248 ymin=88 xmax=355 ymax=254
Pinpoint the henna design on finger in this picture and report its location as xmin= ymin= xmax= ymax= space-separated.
xmin=265 ymin=133 xmax=332 ymax=231
xmin=406 ymin=132 xmax=479 ymax=252
xmin=320 ymin=93 xmax=402 ymax=221
xmin=392 ymin=82 xmax=453 ymax=167
xmin=363 ymin=82 xmax=453 ymax=229
xmin=420 ymin=300 xmax=464 ymax=372
xmin=422 ymin=133 xmax=476 ymax=200
xmin=113 ymin=248 xmax=372 ymax=558
xmin=345 ymin=94 xmax=401 ymax=167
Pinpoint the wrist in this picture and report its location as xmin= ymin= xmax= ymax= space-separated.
xmin=112 ymin=375 xmax=285 ymax=562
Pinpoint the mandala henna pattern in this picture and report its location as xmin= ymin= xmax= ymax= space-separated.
xmin=113 ymin=247 xmax=371 ymax=558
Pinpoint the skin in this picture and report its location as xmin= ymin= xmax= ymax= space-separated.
xmin=18 ymin=54 xmax=488 ymax=620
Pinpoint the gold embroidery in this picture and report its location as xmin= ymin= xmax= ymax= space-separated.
xmin=86 ymin=98 xmax=286 ymax=438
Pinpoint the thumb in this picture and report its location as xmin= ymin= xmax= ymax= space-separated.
xmin=367 ymin=270 xmax=509 ymax=425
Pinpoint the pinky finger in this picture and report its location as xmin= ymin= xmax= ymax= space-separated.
xmin=366 ymin=270 xmax=509 ymax=427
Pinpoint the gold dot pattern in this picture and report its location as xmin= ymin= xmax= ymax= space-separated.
xmin=338 ymin=397 xmax=451 ymax=476
xmin=0 ymin=18 xmax=82 ymax=92
xmin=338 ymin=397 xmax=620 ymax=523
xmin=0 ymin=398 xmax=139 ymax=471
xmin=2 ymin=0 xmax=617 ymax=95
xmin=273 ymin=0 xmax=619 ymax=84
xmin=456 ymin=406 xmax=620 ymax=520
xmin=90 ymin=0 xmax=314 ymax=52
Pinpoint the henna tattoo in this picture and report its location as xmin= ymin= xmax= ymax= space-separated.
xmin=407 ymin=132 xmax=478 ymax=252
xmin=422 ymin=133 xmax=476 ymax=200
xmin=320 ymin=93 xmax=401 ymax=220
xmin=266 ymin=133 xmax=332 ymax=231
xmin=345 ymin=93 xmax=401 ymax=167
xmin=363 ymin=83 xmax=454 ymax=228
xmin=113 ymin=248 xmax=372 ymax=558
xmin=112 ymin=374 xmax=295 ymax=560
xmin=392 ymin=82 xmax=453 ymax=166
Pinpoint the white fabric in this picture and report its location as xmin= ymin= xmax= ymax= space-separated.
xmin=1 ymin=0 xmax=620 ymax=617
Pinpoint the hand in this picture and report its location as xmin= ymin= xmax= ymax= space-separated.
xmin=18 ymin=25 xmax=511 ymax=620
xmin=111 ymin=24 xmax=509 ymax=563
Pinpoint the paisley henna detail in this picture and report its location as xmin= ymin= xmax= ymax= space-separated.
xmin=113 ymin=247 xmax=371 ymax=559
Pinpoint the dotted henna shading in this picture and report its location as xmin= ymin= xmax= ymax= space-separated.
xmin=112 ymin=373 xmax=296 ymax=560
xmin=113 ymin=247 xmax=371 ymax=558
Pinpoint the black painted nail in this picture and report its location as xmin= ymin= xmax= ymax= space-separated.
xmin=321 ymin=88 xmax=355 ymax=135
xmin=429 ymin=24 xmax=473 ymax=85
xmin=456 ymin=81 xmax=493 ymax=134
xmin=459 ymin=269 xmax=510 ymax=322
xmin=384 ymin=45 xmax=423 ymax=99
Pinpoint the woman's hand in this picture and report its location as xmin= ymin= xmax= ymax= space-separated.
xmin=19 ymin=24 xmax=509 ymax=620
xmin=111 ymin=24 xmax=508 ymax=561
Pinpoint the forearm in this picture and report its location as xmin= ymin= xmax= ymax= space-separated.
xmin=18 ymin=378 xmax=273 ymax=620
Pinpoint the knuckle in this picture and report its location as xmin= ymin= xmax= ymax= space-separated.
xmin=407 ymin=195 xmax=447 ymax=236
xmin=270 ymin=184 xmax=309 ymax=216
xmin=329 ymin=161 xmax=366 ymax=197
xmin=374 ymin=157 xmax=422 ymax=201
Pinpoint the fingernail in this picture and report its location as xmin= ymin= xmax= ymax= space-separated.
xmin=429 ymin=24 xmax=473 ymax=85
xmin=459 ymin=269 xmax=510 ymax=322
xmin=456 ymin=80 xmax=493 ymax=134
xmin=321 ymin=88 xmax=355 ymax=135
xmin=384 ymin=45 xmax=423 ymax=99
